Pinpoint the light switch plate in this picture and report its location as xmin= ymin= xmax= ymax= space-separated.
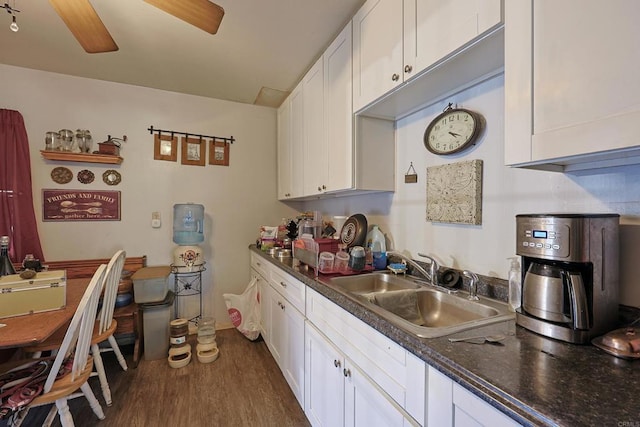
xmin=151 ymin=212 xmax=161 ymax=228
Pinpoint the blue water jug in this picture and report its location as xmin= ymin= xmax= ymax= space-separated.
xmin=173 ymin=203 xmax=204 ymax=245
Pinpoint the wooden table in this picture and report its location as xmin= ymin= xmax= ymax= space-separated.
xmin=0 ymin=278 xmax=89 ymax=350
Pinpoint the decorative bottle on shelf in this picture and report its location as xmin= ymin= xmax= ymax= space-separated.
xmin=0 ymin=236 xmax=16 ymax=276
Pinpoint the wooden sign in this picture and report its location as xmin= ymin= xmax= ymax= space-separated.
xmin=42 ymin=189 xmax=121 ymax=221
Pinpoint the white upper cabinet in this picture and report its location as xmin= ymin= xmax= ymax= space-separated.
xmin=505 ymin=0 xmax=640 ymax=171
xmin=289 ymin=83 xmax=304 ymax=198
xmin=276 ymin=100 xmax=292 ymax=200
xmin=411 ymin=0 xmax=502 ymax=72
xmin=353 ymin=0 xmax=503 ymax=118
xmin=324 ymin=22 xmax=354 ymax=194
xmin=303 ymin=57 xmax=326 ymax=196
xmin=352 ymin=0 xmax=404 ymax=112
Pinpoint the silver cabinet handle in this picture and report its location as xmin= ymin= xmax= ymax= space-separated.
xmin=343 ymin=368 xmax=351 ymax=378
xmin=334 ymin=359 xmax=341 ymax=368
xmin=404 ymin=65 xmax=413 ymax=73
xmin=391 ymin=73 xmax=399 ymax=82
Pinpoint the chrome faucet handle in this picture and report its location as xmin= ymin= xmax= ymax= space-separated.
xmin=463 ymin=270 xmax=479 ymax=301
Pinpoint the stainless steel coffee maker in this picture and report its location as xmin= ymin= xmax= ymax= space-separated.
xmin=515 ymin=214 xmax=619 ymax=344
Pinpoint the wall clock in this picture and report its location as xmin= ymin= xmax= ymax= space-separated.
xmin=424 ymin=105 xmax=483 ymax=155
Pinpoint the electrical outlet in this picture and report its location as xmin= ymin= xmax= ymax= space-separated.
xmin=151 ymin=212 xmax=161 ymax=228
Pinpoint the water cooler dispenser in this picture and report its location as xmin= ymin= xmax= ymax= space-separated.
xmin=171 ymin=203 xmax=205 ymax=331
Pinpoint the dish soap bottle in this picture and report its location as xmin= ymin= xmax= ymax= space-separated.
xmin=366 ymin=225 xmax=387 ymax=270
xmin=508 ymin=257 xmax=521 ymax=312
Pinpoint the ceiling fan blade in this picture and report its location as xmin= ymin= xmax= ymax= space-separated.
xmin=49 ymin=0 xmax=118 ymax=53
xmin=144 ymin=0 xmax=225 ymax=35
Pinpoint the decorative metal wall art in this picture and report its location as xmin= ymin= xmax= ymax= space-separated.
xmin=426 ymin=159 xmax=483 ymax=225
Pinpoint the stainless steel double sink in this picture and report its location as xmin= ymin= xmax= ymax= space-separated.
xmin=327 ymin=272 xmax=514 ymax=338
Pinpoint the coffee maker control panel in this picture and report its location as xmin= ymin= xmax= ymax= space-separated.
xmin=516 ymin=216 xmax=581 ymax=261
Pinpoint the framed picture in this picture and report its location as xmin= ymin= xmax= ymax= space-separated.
xmin=154 ymin=134 xmax=177 ymax=162
xmin=209 ymin=139 xmax=230 ymax=166
xmin=181 ymin=136 xmax=206 ymax=166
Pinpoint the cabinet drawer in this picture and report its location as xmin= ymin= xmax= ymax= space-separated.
xmin=269 ymin=267 xmax=306 ymax=314
xmin=306 ymin=287 xmax=425 ymax=424
xmin=250 ymin=253 xmax=270 ymax=279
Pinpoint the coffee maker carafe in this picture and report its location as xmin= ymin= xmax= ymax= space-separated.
xmin=515 ymin=214 xmax=619 ymax=344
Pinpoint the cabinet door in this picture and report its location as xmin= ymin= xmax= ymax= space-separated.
xmin=305 ymin=322 xmax=345 ymax=427
xmin=352 ymin=0 xmax=404 ymax=112
xmin=325 ymin=22 xmax=354 ymax=193
xmin=303 ymin=57 xmax=326 ymax=196
xmin=269 ymin=287 xmax=286 ymax=368
xmin=252 ymin=269 xmax=270 ymax=343
xmin=344 ymin=360 xmax=413 ymax=427
xmin=283 ymin=299 xmax=305 ymax=407
xmin=505 ymin=0 xmax=640 ymax=167
xmin=530 ymin=0 xmax=640 ymax=161
xmin=289 ymin=83 xmax=305 ymax=197
xmin=277 ymin=100 xmax=292 ymax=200
xmin=452 ymin=383 xmax=521 ymax=427
xmin=411 ymin=0 xmax=502 ymax=73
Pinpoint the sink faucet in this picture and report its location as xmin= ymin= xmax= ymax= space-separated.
xmin=463 ymin=270 xmax=479 ymax=301
xmin=386 ymin=251 xmax=438 ymax=287
xmin=418 ymin=253 xmax=440 ymax=287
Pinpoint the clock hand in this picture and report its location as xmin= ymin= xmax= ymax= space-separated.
xmin=448 ymin=131 xmax=461 ymax=137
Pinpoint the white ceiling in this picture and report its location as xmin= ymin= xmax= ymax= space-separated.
xmin=0 ymin=0 xmax=365 ymax=107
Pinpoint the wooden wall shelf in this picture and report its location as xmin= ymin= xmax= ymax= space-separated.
xmin=40 ymin=150 xmax=123 ymax=164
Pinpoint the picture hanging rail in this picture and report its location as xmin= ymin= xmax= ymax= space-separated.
xmin=148 ymin=125 xmax=234 ymax=166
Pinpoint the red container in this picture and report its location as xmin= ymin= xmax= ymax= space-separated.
xmin=315 ymin=238 xmax=340 ymax=255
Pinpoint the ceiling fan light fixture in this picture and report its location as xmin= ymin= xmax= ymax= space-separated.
xmin=9 ymin=15 xmax=18 ymax=32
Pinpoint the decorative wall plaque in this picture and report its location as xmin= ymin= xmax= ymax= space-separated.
xmin=42 ymin=189 xmax=121 ymax=221
xmin=426 ymin=159 xmax=483 ymax=225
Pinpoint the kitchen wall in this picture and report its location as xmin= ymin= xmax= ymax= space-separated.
xmin=303 ymin=74 xmax=640 ymax=308
xmin=1 ymin=64 xmax=298 ymax=324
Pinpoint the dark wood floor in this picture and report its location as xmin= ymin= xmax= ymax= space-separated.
xmin=2 ymin=329 xmax=310 ymax=427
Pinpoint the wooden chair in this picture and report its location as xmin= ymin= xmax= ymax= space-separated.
xmin=24 ymin=250 xmax=128 ymax=407
xmin=90 ymin=249 xmax=127 ymax=406
xmin=1 ymin=264 xmax=107 ymax=427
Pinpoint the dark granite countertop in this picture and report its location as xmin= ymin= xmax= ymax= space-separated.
xmin=250 ymin=246 xmax=640 ymax=427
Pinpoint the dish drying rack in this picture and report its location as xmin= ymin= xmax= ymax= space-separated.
xmin=293 ymin=236 xmax=321 ymax=277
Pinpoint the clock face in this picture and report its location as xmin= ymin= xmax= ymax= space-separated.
xmin=424 ymin=108 xmax=481 ymax=155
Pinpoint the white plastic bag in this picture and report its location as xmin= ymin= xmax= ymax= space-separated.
xmin=223 ymin=277 xmax=261 ymax=341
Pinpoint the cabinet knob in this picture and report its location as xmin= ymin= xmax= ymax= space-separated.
xmin=322 ymin=185 xmax=326 ymax=190
xmin=343 ymin=368 xmax=351 ymax=378
xmin=317 ymin=186 xmax=322 ymax=192
xmin=391 ymin=73 xmax=400 ymax=82
xmin=334 ymin=359 xmax=341 ymax=368
xmin=404 ymin=65 xmax=413 ymax=73
xmin=280 ymin=281 xmax=287 ymax=288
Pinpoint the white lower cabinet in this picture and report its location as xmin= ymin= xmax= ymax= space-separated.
xmin=251 ymin=254 xmax=522 ymax=427
xmin=427 ymin=366 xmax=521 ymax=427
xmin=305 ymin=322 xmax=415 ymax=427
xmin=266 ymin=282 xmax=305 ymax=407
xmin=252 ymin=268 xmax=270 ymax=343
xmin=251 ymin=254 xmax=305 ymax=408
xmin=305 ymin=287 xmax=425 ymax=426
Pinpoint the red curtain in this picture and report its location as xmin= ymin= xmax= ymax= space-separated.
xmin=0 ymin=109 xmax=45 ymax=263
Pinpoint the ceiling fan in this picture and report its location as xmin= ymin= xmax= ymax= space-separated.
xmin=48 ymin=0 xmax=225 ymax=54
